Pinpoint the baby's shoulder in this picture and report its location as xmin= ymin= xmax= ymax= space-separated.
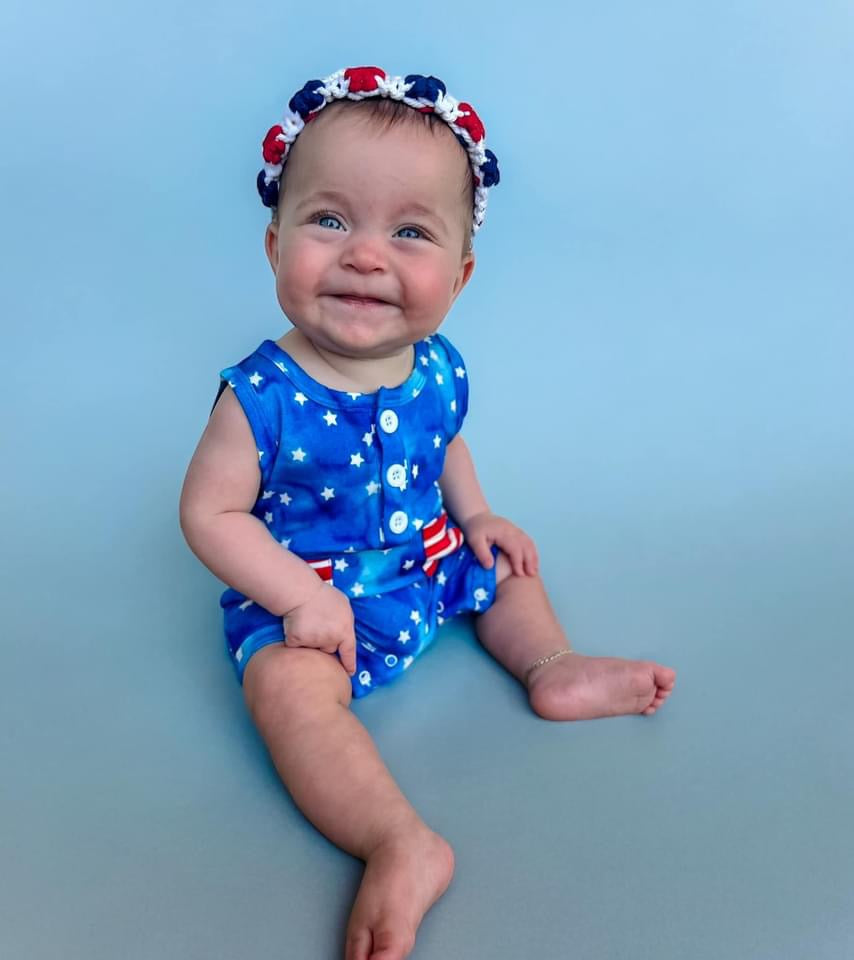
xmin=426 ymin=332 xmax=468 ymax=378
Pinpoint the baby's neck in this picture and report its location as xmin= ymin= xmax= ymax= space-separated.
xmin=277 ymin=329 xmax=415 ymax=394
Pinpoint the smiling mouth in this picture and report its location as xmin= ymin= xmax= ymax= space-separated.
xmin=332 ymin=294 xmax=392 ymax=307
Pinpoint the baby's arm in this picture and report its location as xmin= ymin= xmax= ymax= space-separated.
xmin=439 ymin=434 xmax=538 ymax=576
xmin=179 ymin=387 xmax=356 ymax=673
xmin=437 ymin=434 xmax=491 ymax=526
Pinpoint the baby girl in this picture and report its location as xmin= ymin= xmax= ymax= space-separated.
xmin=180 ymin=66 xmax=676 ymax=960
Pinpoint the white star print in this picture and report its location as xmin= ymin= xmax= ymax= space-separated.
xmin=345 ymin=546 xmax=356 ymax=553
xmin=398 ymin=630 xmax=411 ymax=643
xmin=455 ymin=366 xmax=466 ymax=378
xmin=292 ymin=448 xmax=306 ymax=462
xmin=261 ymin=490 xmax=273 ymax=499
xmin=429 ymin=349 xmax=439 ymax=361
xmin=361 ymin=641 xmax=377 ymax=653
xmin=280 ymin=538 xmax=291 ymax=549
xmin=403 ymin=656 xmax=414 ymax=669
xmin=450 ymin=400 xmax=457 ymax=412
xmin=274 ymin=361 xmax=287 ymax=373
xmin=362 ymin=430 xmax=374 ymax=447
xmin=258 ymin=450 xmax=264 ymax=460
xmin=365 ymin=480 xmax=380 ymax=496
xmin=437 ymin=615 xmax=445 ymax=625
xmin=433 ymin=435 xmax=441 ymax=448
xmin=238 ymin=599 xmax=254 ymax=611
xmin=334 ymin=558 xmax=349 ymax=572
xmin=412 ymin=388 xmax=420 ymax=398
xmin=347 ymin=392 xmax=361 ymax=400
xmin=350 ymin=452 xmax=365 ymax=467
xmin=279 ymin=492 xmax=292 ymax=505
xmin=351 ymin=582 xmax=365 ymax=597
xmin=437 ymin=571 xmax=447 ymax=586
xmin=323 ymin=410 xmax=338 ymax=426
xmin=321 ymin=487 xmax=335 ymax=501
xmin=294 ymin=391 xmax=308 ymax=405
xmin=264 ymin=512 xmax=273 ymax=524
xmin=410 ymin=610 xmax=422 ymax=625
xmin=435 ymin=372 xmax=444 ymax=385
xmin=249 ymin=371 xmax=263 ymax=387
xmin=412 ymin=464 xmax=419 ymax=479
xmin=403 ymin=559 xmax=415 ymax=570
xmin=412 ymin=518 xmax=424 ymax=531
xmin=420 ymin=356 xmax=429 ymax=367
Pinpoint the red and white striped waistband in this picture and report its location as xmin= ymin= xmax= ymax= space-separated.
xmin=306 ymin=511 xmax=464 ymax=582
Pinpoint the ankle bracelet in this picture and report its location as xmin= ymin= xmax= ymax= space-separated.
xmin=524 ymin=649 xmax=573 ymax=685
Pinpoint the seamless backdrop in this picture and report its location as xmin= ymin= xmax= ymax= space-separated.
xmin=2 ymin=2 xmax=853 ymax=958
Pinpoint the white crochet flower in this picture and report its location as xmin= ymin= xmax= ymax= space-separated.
xmin=280 ymin=111 xmax=304 ymax=141
xmin=319 ymin=69 xmax=348 ymax=100
xmin=434 ymin=92 xmax=461 ymax=123
xmin=377 ymin=74 xmax=407 ymax=100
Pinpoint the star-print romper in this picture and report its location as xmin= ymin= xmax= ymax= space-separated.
xmin=215 ymin=332 xmax=498 ymax=699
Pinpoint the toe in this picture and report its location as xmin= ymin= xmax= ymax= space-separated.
xmin=346 ymin=929 xmax=372 ymax=960
xmin=370 ymin=927 xmax=415 ymax=959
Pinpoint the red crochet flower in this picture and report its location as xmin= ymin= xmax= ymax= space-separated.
xmin=455 ymin=103 xmax=485 ymax=143
xmin=344 ymin=66 xmax=386 ymax=93
xmin=262 ymin=125 xmax=286 ymax=164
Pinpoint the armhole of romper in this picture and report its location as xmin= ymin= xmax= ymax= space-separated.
xmin=211 ymin=379 xmax=228 ymax=416
xmin=217 ymin=365 xmax=279 ymax=499
xmin=434 ymin=333 xmax=469 ymax=437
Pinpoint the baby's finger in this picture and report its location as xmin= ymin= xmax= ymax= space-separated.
xmin=507 ymin=540 xmax=527 ymax=576
xmin=338 ymin=633 xmax=357 ymax=676
xmin=472 ymin=535 xmax=495 ymax=569
xmin=524 ymin=541 xmax=539 ymax=576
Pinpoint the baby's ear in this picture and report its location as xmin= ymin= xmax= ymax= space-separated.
xmin=452 ymin=250 xmax=476 ymax=299
xmin=264 ymin=222 xmax=279 ymax=272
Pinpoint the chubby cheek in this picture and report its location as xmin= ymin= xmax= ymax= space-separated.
xmin=403 ymin=265 xmax=459 ymax=321
xmin=275 ymin=244 xmax=321 ymax=312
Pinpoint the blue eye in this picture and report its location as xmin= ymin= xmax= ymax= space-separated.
xmin=396 ymin=226 xmax=423 ymax=239
xmin=316 ymin=213 xmax=343 ymax=230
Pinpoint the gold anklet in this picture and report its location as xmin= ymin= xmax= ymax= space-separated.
xmin=524 ymin=649 xmax=574 ymax=685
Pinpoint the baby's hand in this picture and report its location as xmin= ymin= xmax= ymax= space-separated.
xmin=462 ymin=511 xmax=539 ymax=577
xmin=282 ymin=581 xmax=357 ymax=676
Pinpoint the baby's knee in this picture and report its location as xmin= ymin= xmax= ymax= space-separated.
xmin=243 ymin=645 xmax=352 ymax=723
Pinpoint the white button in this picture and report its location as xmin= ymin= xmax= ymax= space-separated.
xmin=386 ymin=463 xmax=407 ymax=490
xmin=389 ymin=511 xmax=409 ymax=534
xmin=379 ymin=409 xmax=399 ymax=433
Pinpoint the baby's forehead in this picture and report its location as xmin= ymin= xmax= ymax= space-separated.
xmin=289 ymin=106 xmax=471 ymax=193
xmin=306 ymin=102 xmax=467 ymax=161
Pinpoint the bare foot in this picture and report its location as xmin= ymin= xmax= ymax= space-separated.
xmin=345 ymin=825 xmax=455 ymax=960
xmin=527 ymin=652 xmax=676 ymax=721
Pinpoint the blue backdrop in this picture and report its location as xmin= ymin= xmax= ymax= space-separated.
xmin=2 ymin=3 xmax=852 ymax=958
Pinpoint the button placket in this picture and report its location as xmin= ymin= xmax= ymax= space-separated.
xmin=374 ymin=392 xmax=410 ymax=543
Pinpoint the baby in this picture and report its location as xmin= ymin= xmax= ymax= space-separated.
xmin=180 ymin=66 xmax=676 ymax=960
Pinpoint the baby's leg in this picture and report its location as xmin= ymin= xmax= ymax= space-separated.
xmin=243 ymin=645 xmax=454 ymax=960
xmin=475 ymin=556 xmax=676 ymax=720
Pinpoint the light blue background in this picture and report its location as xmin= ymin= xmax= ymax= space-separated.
xmin=2 ymin=2 xmax=853 ymax=958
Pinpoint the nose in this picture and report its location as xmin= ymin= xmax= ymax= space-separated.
xmin=340 ymin=229 xmax=387 ymax=273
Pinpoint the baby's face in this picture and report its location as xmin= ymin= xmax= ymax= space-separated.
xmin=264 ymin=106 xmax=475 ymax=361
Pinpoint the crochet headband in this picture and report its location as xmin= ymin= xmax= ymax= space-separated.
xmin=257 ymin=66 xmax=500 ymax=236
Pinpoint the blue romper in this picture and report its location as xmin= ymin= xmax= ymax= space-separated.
xmin=217 ymin=332 xmax=498 ymax=698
